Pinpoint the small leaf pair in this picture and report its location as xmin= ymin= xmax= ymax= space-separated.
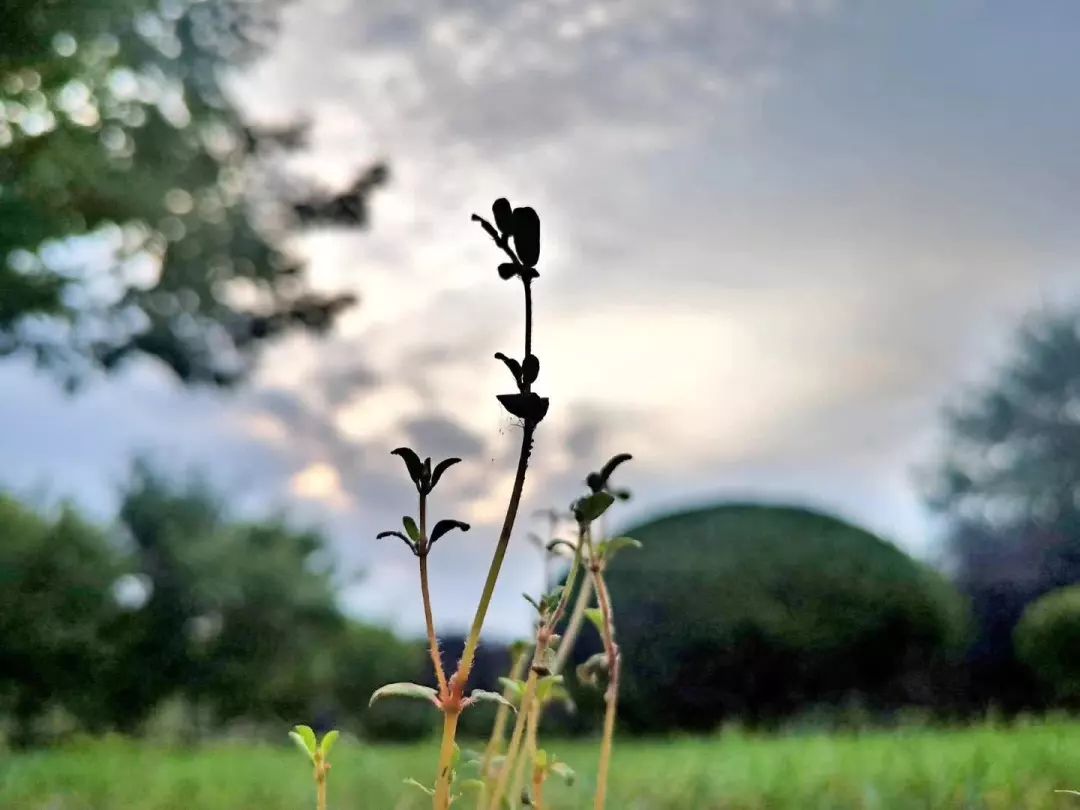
xmin=391 ymin=447 xmax=461 ymax=495
xmin=492 ymin=198 xmax=541 ymax=271
xmin=497 ymin=391 xmax=550 ymax=424
xmin=495 ymin=351 xmax=540 ymax=392
xmin=288 ymin=724 xmax=339 ymax=763
xmin=377 ymin=517 xmax=470 ymax=557
xmin=369 ymin=682 xmax=515 ymax=713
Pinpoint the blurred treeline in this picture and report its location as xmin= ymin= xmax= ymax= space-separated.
xmin=0 ymin=462 xmax=445 ymax=747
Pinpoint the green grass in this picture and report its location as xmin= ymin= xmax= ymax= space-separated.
xmin=3 ymin=721 xmax=1080 ymax=808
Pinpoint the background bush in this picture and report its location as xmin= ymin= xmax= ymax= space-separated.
xmin=597 ymin=504 xmax=970 ymax=732
xmin=1014 ymin=585 xmax=1080 ymax=702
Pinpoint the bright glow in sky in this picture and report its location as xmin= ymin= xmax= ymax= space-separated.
xmin=3 ymin=1 xmax=1080 ymax=639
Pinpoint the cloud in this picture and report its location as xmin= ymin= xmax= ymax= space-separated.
xmin=5 ymin=1 xmax=1080 ymax=640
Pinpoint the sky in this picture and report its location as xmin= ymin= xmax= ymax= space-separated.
xmin=3 ymin=0 xmax=1080 ymax=639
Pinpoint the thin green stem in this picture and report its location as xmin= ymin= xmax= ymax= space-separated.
xmin=454 ymin=421 xmax=535 ymax=688
xmin=553 ymin=573 xmax=593 ymax=674
xmin=592 ymin=569 xmax=620 ymax=810
xmin=433 ymin=710 xmax=460 ymax=810
xmin=437 ymin=243 xmax=538 ymax=809
xmin=477 ymin=647 xmax=530 ymax=809
xmin=488 ymin=667 xmax=539 ymax=810
xmin=509 ymin=698 xmax=540 ymax=807
xmin=419 ymin=495 xmax=449 ymax=699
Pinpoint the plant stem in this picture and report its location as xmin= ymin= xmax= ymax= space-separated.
xmin=552 ymin=573 xmax=593 ymax=674
xmin=508 ymin=699 xmax=540 ymax=808
xmin=315 ymin=762 xmax=327 ymax=810
xmin=418 ymin=494 xmax=449 ymax=699
xmin=454 ymin=420 xmax=534 ymax=689
xmin=433 ymin=710 xmax=460 ymax=809
xmin=437 ymin=270 xmax=538 ymax=809
xmin=477 ymin=647 xmax=530 ymax=809
xmin=487 ymin=667 xmax=539 ymax=809
xmin=420 ymin=555 xmax=448 ymax=698
xmin=592 ymin=570 xmax=620 ymax=810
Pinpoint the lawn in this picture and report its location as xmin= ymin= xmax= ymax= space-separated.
xmin=4 ymin=721 xmax=1080 ymax=809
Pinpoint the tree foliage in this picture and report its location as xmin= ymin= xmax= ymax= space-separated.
xmin=0 ymin=495 xmax=125 ymax=743
xmin=926 ymin=308 xmax=1080 ymax=707
xmin=0 ymin=0 xmax=385 ymax=385
xmin=596 ymin=504 xmax=967 ymax=732
xmin=0 ymin=463 xmax=424 ymax=745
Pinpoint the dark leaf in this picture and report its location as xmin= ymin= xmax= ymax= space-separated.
xmin=521 ymin=354 xmax=539 ymax=385
xmin=377 ymin=530 xmax=417 ymax=554
xmin=497 ymin=393 xmax=549 ymax=423
xmin=430 ymin=457 xmax=462 ymax=490
xmin=498 ymin=263 xmax=519 ymax=280
xmin=585 ymin=472 xmax=604 ymax=493
xmin=391 ymin=447 xmax=425 ymax=487
xmin=512 ymin=206 xmax=540 ymax=267
xmin=493 ymin=198 xmax=514 ymax=234
xmin=494 ymin=352 xmax=522 ymax=384
xmin=599 ymin=453 xmax=633 ymax=485
xmin=430 ymin=519 xmax=470 ymax=546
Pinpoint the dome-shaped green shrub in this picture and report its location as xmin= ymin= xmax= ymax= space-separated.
xmin=1015 ymin=585 xmax=1080 ymax=701
xmin=596 ymin=504 xmax=968 ymax=732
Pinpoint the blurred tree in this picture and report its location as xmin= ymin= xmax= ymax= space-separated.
xmin=0 ymin=0 xmax=385 ymax=387
xmin=100 ymin=461 xmax=345 ymax=730
xmin=926 ymin=308 xmax=1080 ymax=708
xmin=0 ymin=495 xmax=125 ymax=745
xmin=579 ymin=504 xmax=968 ymax=733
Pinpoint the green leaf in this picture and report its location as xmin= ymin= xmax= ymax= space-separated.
xmin=498 ymin=677 xmax=526 ymax=703
xmin=459 ymin=778 xmax=486 ymax=793
xmin=404 ymin=777 xmax=435 ymax=797
xmin=466 ymin=689 xmax=517 ymax=712
xmin=288 ymin=728 xmax=315 ymax=762
xmin=369 ymin=682 xmax=439 ymax=707
xmin=584 ymin=607 xmax=605 ymax=635
xmin=319 ymin=729 xmax=340 ymax=758
xmin=576 ymin=652 xmax=609 ymax=688
xmin=574 ymin=491 xmax=615 ymax=523
xmin=550 ymin=761 xmax=576 ymax=785
xmin=402 ymin=516 xmax=422 ymax=544
xmin=540 ymin=585 xmax=564 ymax=613
xmin=535 ymin=674 xmax=564 ymax=703
xmin=522 ymin=593 xmax=543 ymax=614
xmin=598 ymin=536 xmax=642 ymax=560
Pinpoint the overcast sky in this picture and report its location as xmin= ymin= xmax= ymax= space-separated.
xmin=3 ymin=0 xmax=1080 ymax=639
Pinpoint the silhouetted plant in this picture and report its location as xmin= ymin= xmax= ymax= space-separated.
xmin=365 ymin=198 xmax=550 ymax=809
xmin=292 ymin=201 xmax=638 ymax=809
